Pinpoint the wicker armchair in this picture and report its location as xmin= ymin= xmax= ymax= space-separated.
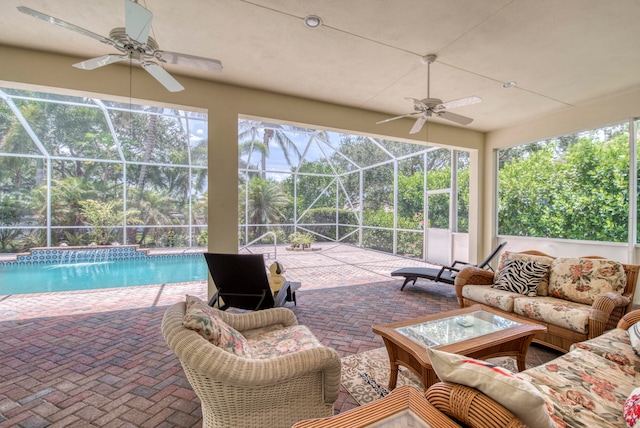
xmin=161 ymin=302 xmax=341 ymax=428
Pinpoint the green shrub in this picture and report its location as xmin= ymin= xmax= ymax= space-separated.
xmin=197 ymin=229 xmax=208 ymax=247
xmin=288 ymin=231 xmax=315 ymax=248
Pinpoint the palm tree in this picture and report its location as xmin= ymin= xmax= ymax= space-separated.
xmin=128 ymin=188 xmax=175 ymax=245
xmin=238 ymin=120 xmax=301 ymax=178
xmin=244 ymin=177 xmax=290 ymax=239
xmin=136 ymin=107 xmax=161 ymax=192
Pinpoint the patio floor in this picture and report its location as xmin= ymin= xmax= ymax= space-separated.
xmin=0 ymin=243 xmax=561 ymax=427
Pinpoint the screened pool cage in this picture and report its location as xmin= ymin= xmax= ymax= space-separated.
xmin=0 ymin=85 xmax=469 ymax=261
xmin=238 ymin=120 xmax=470 ymax=263
xmin=0 ymin=87 xmax=208 ymax=252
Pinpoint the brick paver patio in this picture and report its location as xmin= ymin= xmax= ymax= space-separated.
xmin=0 ymin=244 xmax=560 ymax=427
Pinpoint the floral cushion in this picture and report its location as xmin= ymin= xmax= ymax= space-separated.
xmin=513 ymin=296 xmax=591 ymax=334
xmin=246 ymin=325 xmax=323 ymax=359
xmin=182 ymin=295 xmax=252 ymax=357
xmin=241 ymin=323 xmax=287 ymax=340
xmin=625 ymin=387 xmax=640 ymax=428
xmin=521 ymin=348 xmax=637 ymax=427
xmin=427 ymin=348 xmax=555 ymax=428
xmin=492 ymin=259 xmax=551 ymax=296
xmin=572 ymin=328 xmax=640 ymax=374
xmin=495 ymin=251 xmax=555 ymax=296
xmin=549 ymin=258 xmax=626 ymax=305
xmin=461 ymin=284 xmax=519 ymax=312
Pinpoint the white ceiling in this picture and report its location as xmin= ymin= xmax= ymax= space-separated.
xmin=1 ymin=0 xmax=640 ymax=132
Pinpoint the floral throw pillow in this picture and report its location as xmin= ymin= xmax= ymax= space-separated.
xmin=492 ymin=259 xmax=551 ymax=296
xmin=549 ymin=258 xmax=626 ymax=305
xmin=624 ymin=387 xmax=640 ymax=428
xmin=182 ymin=294 xmax=252 ymax=358
xmin=426 ymin=348 xmax=555 ymax=428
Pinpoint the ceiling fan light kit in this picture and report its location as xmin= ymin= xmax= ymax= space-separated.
xmin=18 ymin=0 xmax=223 ymax=93
xmin=377 ymin=54 xmax=481 ymax=134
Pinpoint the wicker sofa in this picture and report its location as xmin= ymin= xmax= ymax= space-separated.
xmin=161 ymin=296 xmax=341 ymax=428
xmin=455 ymin=250 xmax=639 ymax=352
xmin=425 ymin=309 xmax=640 ymax=427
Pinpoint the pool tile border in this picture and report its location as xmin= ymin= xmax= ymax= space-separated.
xmin=0 ymin=245 xmax=204 ymax=267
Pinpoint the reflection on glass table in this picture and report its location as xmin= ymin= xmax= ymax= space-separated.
xmin=395 ymin=310 xmax=522 ymax=348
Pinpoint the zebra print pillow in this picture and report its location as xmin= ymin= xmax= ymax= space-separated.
xmin=492 ymin=259 xmax=551 ymax=296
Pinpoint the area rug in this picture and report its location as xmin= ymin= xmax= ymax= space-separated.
xmin=340 ymin=347 xmax=530 ymax=405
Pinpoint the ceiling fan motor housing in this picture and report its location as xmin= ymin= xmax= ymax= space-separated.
xmin=414 ymin=97 xmax=443 ymax=112
xmin=109 ymin=27 xmax=157 ymax=57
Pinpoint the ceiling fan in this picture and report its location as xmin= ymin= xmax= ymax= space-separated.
xmin=377 ymin=54 xmax=481 ymax=134
xmin=17 ymin=0 xmax=223 ymax=92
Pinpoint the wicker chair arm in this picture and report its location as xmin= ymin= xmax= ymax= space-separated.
xmin=162 ymin=303 xmax=341 ymax=401
xmin=617 ymin=309 xmax=640 ymax=330
xmin=425 ymin=382 xmax=526 ymax=428
xmin=455 ymin=266 xmax=494 ymax=286
xmin=454 ymin=267 xmax=494 ymax=307
xmin=588 ymin=292 xmax=631 ymax=338
xmin=213 ymin=306 xmax=298 ymax=331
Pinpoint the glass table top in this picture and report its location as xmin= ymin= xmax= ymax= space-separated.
xmin=366 ymin=409 xmax=433 ymax=427
xmin=395 ymin=310 xmax=522 ymax=348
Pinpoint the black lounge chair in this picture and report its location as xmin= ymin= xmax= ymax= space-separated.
xmin=203 ymin=252 xmax=299 ymax=311
xmin=391 ymin=241 xmax=507 ymax=291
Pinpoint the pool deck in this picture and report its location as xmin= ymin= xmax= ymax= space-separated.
xmin=0 ymin=244 xmax=561 ymax=427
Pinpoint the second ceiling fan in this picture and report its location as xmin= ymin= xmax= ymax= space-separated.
xmin=377 ymin=54 xmax=481 ymax=134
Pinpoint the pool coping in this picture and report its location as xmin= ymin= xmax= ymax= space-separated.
xmin=1 ymin=279 xmax=208 ymax=299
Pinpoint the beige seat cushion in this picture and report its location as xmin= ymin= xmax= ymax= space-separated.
xmin=461 ymin=284 xmax=519 ymax=312
xmin=513 ymin=296 xmax=591 ymax=334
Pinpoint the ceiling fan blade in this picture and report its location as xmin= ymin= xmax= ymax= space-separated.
xmin=438 ymin=111 xmax=474 ymax=125
xmin=440 ymin=96 xmax=482 ymax=110
xmin=376 ymin=112 xmax=421 ymax=125
xmin=17 ymin=6 xmax=113 ymax=45
xmin=73 ymin=54 xmax=128 ymax=70
xmin=409 ymin=115 xmax=428 ymax=134
xmin=156 ymin=51 xmax=223 ymax=73
xmin=125 ymin=0 xmax=153 ymax=44
xmin=142 ymin=62 xmax=185 ymax=92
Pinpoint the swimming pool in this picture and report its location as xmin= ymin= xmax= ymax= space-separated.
xmin=0 ymin=255 xmax=208 ymax=295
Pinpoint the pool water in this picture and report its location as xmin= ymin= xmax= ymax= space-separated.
xmin=0 ymin=256 xmax=208 ymax=295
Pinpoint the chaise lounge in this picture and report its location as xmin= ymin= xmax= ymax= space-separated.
xmin=203 ymin=252 xmax=300 ymax=311
xmin=391 ymin=241 xmax=507 ymax=290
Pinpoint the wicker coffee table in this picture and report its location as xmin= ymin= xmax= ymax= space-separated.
xmin=293 ymin=385 xmax=460 ymax=427
xmin=372 ymin=304 xmax=546 ymax=390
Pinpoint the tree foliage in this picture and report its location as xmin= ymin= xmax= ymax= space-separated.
xmin=498 ymin=130 xmax=629 ymax=242
xmin=0 ymin=89 xmax=207 ymax=251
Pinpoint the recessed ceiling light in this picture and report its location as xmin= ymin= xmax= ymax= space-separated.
xmin=304 ymin=15 xmax=323 ymax=29
xmin=502 ymin=81 xmax=517 ymax=89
